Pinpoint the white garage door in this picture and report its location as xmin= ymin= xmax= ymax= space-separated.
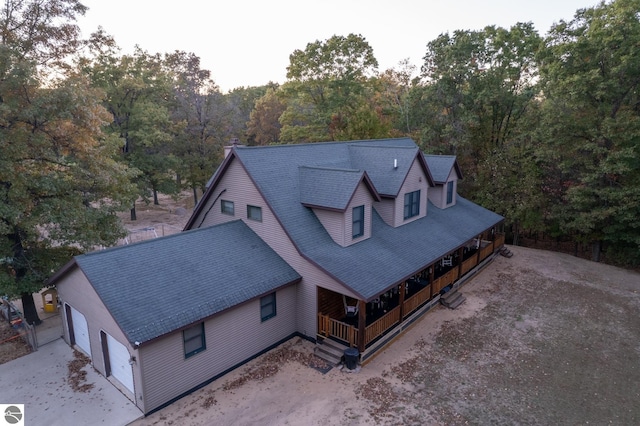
xmin=106 ymin=333 xmax=134 ymax=393
xmin=69 ymin=305 xmax=91 ymax=357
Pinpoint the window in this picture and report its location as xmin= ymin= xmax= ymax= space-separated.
xmin=183 ymin=323 xmax=206 ymax=358
xmin=247 ymin=205 xmax=262 ymax=221
xmin=260 ymin=293 xmax=276 ymax=322
xmin=403 ymin=190 xmax=420 ymax=219
xmin=352 ymin=205 xmax=365 ymax=238
xmin=446 ymin=181 xmax=454 ymax=204
xmin=221 ymin=200 xmax=234 ymax=215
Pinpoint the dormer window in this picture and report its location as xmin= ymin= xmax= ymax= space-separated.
xmin=404 ymin=190 xmax=420 ymax=219
xmin=446 ymin=181 xmax=454 ymax=204
xmin=352 ymin=205 xmax=365 ymax=238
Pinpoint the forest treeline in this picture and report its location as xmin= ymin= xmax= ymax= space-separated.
xmin=1 ymin=0 xmax=639 ymax=324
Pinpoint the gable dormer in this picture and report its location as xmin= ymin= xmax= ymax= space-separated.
xmin=424 ymin=155 xmax=463 ymax=209
xmin=299 ymin=166 xmax=380 ymax=247
xmin=354 ymin=148 xmax=434 ymax=228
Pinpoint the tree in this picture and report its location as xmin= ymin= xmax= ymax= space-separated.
xmin=246 ymin=88 xmax=286 ymax=145
xmin=165 ymin=51 xmax=231 ymax=203
xmin=82 ymin=47 xmax=179 ymax=216
xmin=0 ymin=0 xmax=87 ymax=70
xmin=280 ymin=34 xmax=383 ymax=141
xmin=0 ymin=0 xmax=137 ymax=325
xmin=421 ymin=23 xmax=541 ymax=157
xmin=538 ymin=0 xmax=640 ymax=262
xmin=0 ymin=49 xmax=137 ymax=324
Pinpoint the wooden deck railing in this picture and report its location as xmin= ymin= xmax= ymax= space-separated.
xmin=319 ymin=234 xmax=505 ymax=349
xmin=460 ymin=256 xmax=478 ymax=276
xmin=439 ymin=268 xmax=459 ymax=289
xmin=479 ymin=243 xmax=493 ymax=261
xmin=365 ymin=306 xmax=401 ymax=346
xmin=402 ymin=284 xmax=431 ymax=318
xmin=317 ymin=313 xmax=358 ymax=347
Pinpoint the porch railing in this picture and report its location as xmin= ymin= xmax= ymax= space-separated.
xmin=479 ymin=243 xmax=493 ymax=261
xmin=402 ymin=284 xmax=431 ymax=319
xmin=495 ymin=232 xmax=505 ymax=248
xmin=460 ymin=256 xmax=478 ymax=276
xmin=317 ymin=313 xmax=358 ymax=347
xmin=365 ymin=306 xmax=401 ymax=346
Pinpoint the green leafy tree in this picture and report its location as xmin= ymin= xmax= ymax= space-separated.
xmin=281 ymin=34 xmax=385 ymax=142
xmin=82 ymin=48 xmax=179 ymax=216
xmin=0 ymin=50 xmax=137 ymax=324
xmin=164 ymin=51 xmax=232 ymax=203
xmin=538 ymin=0 xmax=640 ymax=262
xmin=246 ymin=88 xmax=286 ymax=145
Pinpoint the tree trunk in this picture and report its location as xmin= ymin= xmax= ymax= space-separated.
xmin=130 ymin=202 xmax=137 ymax=221
xmin=21 ymin=292 xmax=42 ymax=326
xmin=192 ymin=186 xmax=199 ymax=206
xmin=591 ymin=240 xmax=602 ymax=262
xmin=153 ymin=189 xmax=159 ymax=205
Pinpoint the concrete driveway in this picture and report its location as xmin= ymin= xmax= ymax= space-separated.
xmin=0 ymin=338 xmax=143 ymax=425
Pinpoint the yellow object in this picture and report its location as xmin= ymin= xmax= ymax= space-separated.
xmin=42 ymin=288 xmax=58 ymax=313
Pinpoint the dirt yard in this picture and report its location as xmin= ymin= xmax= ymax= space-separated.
xmin=130 ymin=244 xmax=640 ymax=426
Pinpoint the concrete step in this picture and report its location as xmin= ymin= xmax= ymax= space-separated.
xmin=441 ymin=290 xmax=462 ymax=306
xmin=448 ymin=294 xmax=466 ymax=309
xmin=314 ymin=338 xmax=349 ymax=366
xmin=441 ymin=290 xmax=466 ymax=309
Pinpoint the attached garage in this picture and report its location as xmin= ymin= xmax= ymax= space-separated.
xmin=67 ymin=304 xmax=91 ymax=357
xmin=104 ymin=332 xmax=134 ymax=393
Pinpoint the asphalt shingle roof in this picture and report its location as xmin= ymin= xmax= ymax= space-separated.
xmin=299 ymin=166 xmax=363 ymax=210
xmin=73 ymin=220 xmax=301 ymax=345
xmin=424 ymin=154 xmax=459 ymax=183
xmin=229 ymin=138 xmax=503 ymax=300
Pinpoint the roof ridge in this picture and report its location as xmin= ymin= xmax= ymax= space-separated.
xmin=77 ymin=220 xmax=241 ymax=258
xmin=299 ymin=165 xmax=362 ymax=173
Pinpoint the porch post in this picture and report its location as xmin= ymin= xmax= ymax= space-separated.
xmin=476 ymin=234 xmax=482 ymax=264
xmin=357 ymin=300 xmax=366 ymax=352
xmin=457 ymin=246 xmax=464 ymax=277
xmin=492 ymin=227 xmax=496 ymax=253
xmin=398 ymin=283 xmax=406 ymax=320
xmin=429 ymin=265 xmax=435 ymax=299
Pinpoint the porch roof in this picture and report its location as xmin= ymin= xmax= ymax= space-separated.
xmin=70 ymin=220 xmax=301 ymax=345
xmin=305 ymin=196 xmax=502 ymax=301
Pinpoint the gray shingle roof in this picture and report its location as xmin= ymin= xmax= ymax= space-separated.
xmin=299 ymin=166 xmax=364 ymax=210
xmin=348 ymin=145 xmax=418 ymax=196
xmin=424 ymin=154 xmax=459 ymax=183
xmin=73 ymin=220 xmax=300 ymax=345
xmin=226 ymin=138 xmax=503 ymax=300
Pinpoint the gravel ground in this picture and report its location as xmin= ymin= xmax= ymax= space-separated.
xmin=134 ymin=246 xmax=640 ymax=425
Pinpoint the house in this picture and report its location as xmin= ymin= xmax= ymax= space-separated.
xmin=51 ymin=137 xmax=504 ymax=414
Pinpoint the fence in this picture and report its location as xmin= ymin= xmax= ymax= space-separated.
xmin=1 ymin=299 xmax=37 ymax=351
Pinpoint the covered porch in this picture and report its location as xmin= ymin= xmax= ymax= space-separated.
xmin=317 ymin=230 xmax=505 ymax=357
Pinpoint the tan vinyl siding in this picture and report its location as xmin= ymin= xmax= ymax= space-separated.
xmin=314 ymin=209 xmax=345 ymax=245
xmin=313 ymin=182 xmax=373 ymax=247
xmin=140 ymin=284 xmax=297 ymax=413
xmin=373 ymin=158 xmax=430 ymax=228
xmin=57 ymin=267 xmax=141 ymax=408
xmin=445 ymin=168 xmax=458 ymax=207
xmin=193 ymin=155 xmax=360 ymax=344
xmin=428 ymin=184 xmax=445 ymax=209
xmin=346 ymin=184 xmax=373 ymax=246
xmin=373 ymin=198 xmax=396 ymax=226
xmin=428 ymin=168 xmax=458 ymax=209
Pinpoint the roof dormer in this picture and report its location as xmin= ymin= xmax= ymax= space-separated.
xmin=299 ymin=166 xmax=380 ymax=247
xmin=424 ymin=155 xmax=463 ymax=209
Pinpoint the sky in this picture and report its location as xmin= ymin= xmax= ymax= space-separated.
xmin=77 ymin=0 xmax=597 ymax=92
